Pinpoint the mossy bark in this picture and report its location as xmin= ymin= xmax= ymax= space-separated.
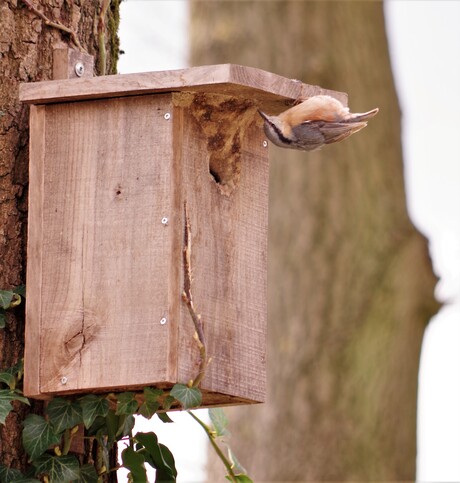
xmin=190 ymin=1 xmax=439 ymax=480
xmin=0 ymin=0 xmax=119 ymax=473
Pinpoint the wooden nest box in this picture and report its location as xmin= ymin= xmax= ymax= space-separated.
xmin=20 ymin=60 xmax=346 ymax=406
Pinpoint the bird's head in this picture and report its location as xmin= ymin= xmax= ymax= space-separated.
xmin=258 ymin=110 xmax=294 ymax=148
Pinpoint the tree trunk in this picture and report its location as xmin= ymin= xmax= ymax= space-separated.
xmin=0 ymin=0 xmax=119 ymax=473
xmin=190 ymin=1 xmax=439 ymax=480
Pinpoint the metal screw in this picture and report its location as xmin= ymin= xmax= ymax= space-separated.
xmin=74 ymin=62 xmax=84 ymax=77
xmin=263 ymin=140 xmax=268 ymax=148
xmin=160 ymin=317 xmax=167 ymax=325
xmin=161 ymin=217 xmax=169 ymax=226
xmin=60 ymin=376 xmax=68 ymax=385
xmin=164 ymin=113 xmax=171 ymax=120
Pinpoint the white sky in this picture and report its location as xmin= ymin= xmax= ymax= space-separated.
xmin=118 ymin=1 xmax=460 ymax=481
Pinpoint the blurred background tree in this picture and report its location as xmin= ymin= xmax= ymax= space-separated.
xmin=190 ymin=1 xmax=439 ymax=480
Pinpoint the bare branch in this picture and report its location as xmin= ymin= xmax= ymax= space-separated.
xmin=21 ymin=0 xmax=85 ymax=53
xmin=182 ymin=202 xmax=210 ymax=388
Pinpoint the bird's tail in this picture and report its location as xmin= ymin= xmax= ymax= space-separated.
xmin=347 ymin=107 xmax=379 ymax=123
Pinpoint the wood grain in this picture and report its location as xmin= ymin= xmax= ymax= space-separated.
xmin=24 ymin=105 xmax=46 ymax=398
xmin=19 ymin=64 xmax=347 ymax=111
xmin=26 ymin=82 xmax=270 ymax=404
xmin=27 ymin=95 xmax=176 ymax=396
xmin=174 ymin=92 xmax=268 ymax=402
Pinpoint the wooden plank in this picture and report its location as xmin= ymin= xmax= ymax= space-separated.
xmin=24 ymin=105 xmax=46 ymax=398
xmin=53 ymin=48 xmax=94 ymax=80
xmin=19 ymin=64 xmax=347 ymax=109
xmin=174 ymin=92 xmax=268 ymax=403
xmin=37 ymin=94 xmax=175 ymax=395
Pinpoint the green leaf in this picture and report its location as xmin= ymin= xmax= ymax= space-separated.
xmin=78 ymin=464 xmax=98 ymax=483
xmin=138 ymin=399 xmax=160 ymax=420
xmin=157 ymin=412 xmax=174 ymax=423
xmin=170 ymin=384 xmax=202 ymax=409
xmin=0 ymin=311 xmax=6 ymax=329
xmin=13 ymin=285 xmax=26 ymax=297
xmin=115 ymin=392 xmax=138 ymax=415
xmin=0 ymin=290 xmax=14 ymax=309
xmin=0 ymin=390 xmax=30 ymax=425
xmin=0 ymin=372 xmax=16 ymax=390
xmin=227 ymin=447 xmax=247 ymax=475
xmin=5 ymin=359 xmax=24 ymax=379
xmin=33 ymin=454 xmax=79 ymax=482
xmin=79 ymin=395 xmax=109 ymax=429
xmin=121 ymin=447 xmax=147 ymax=483
xmin=47 ymin=398 xmax=82 ymax=433
xmin=209 ymin=408 xmax=229 ymax=437
xmin=22 ymin=414 xmax=61 ymax=460
xmin=0 ymin=464 xmax=40 ymax=482
xmin=135 ymin=432 xmax=177 ymax=480
xmin=0 ymin=465 xmax=23 ymax=482
xmin=119 ymin=414 xmax=135 ymax=438
xmin=162 ymin=395 xmax=175 ymax=411
xmin=143 ymin=387 xmax=164 ymax=400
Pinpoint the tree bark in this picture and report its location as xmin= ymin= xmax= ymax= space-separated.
xmin=190 ymin=1 xmax=439 ymax=480
xmin=0 ymin=0 xmax=119 ymax=473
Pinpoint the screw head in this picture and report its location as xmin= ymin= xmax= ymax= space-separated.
xmin=263 ymin=140 xmax=268 ymax=148
xmin=60 ymin=376 xmax=68 ymax=385
xmin=74 ymin=62 xmax=85 ymax=77
xmin=161 ymin=217 xmax=169 ymax=226
xmin=164 ymin=113 xmax=171 ymax=120
xmin=160 ymin=317 xmax=167 ymax=325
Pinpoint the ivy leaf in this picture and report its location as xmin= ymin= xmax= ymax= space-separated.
xmin=138 ymin=399 xmax=160 ymax=419
xmin=119 ymin=414 xmax=135 ymax=438
xmin=209 ymin=408 xmax=229 ymax=438
xmin=47 ymin=398 xmax=82 ymax=433
xmin=33 ymin=454 xmax=79 ymax=482
xmin=0 ymin=290 xmax=14 ymax=309
xmin=115 ymin=392 xmax=138 ymax=415
xmin=170 ymin=384 xmax=202 ymax=409
xmin=162 ymin=395 xmax=175 ymax=411
xmin=138 ymin=386 xmax=162 ymax=419
xmin=0 ymin=465 xmax=23 ymax=482
xmin=22 ymin=414 xmax=61 ymax=460
xmin=227 ymin=447 xmax=248 ymax=476
xmin=78 ymin=464 xmax=98 ymax=483
xmin=157 ymin=412 xmax=174 ymax=423
xmin=79 ymin=394 xmax=109 ymax=429
xmin=0 ymin=390 xmax=30 ymax=425
xmin=135 ymin=432 xmax=177 ymax=480
xmin=13 ymin=285 xmax=26 ymax=297
xmin=121 ymin=447 xmax=147 ymax=482
xmin=0 ymin=372 xmax=16 ymax=390
xmin=5 ymin=359 xmax=24 ymax=379
xmin=143 ymin=387 xmax=164 ymax=400
xmin=0 ymin=463 xmax=39 ymax=482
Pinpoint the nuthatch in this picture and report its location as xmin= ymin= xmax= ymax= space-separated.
xmin=258 ymin=95 xmax=379 ymax=151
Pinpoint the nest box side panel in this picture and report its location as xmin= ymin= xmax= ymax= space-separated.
xmin=174 ymin=93 xmax=268 ymax=404
xmin=25 ymin=105 xmax=46 ymax=397
xmin=26 ymin=94 xmax=176 ymax=396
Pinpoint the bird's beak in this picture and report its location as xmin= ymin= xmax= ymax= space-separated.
xmin=258 ymin=110 xmax=269 ymax=122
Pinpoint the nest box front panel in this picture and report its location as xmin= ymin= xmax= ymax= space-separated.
xmin=25 ymin=95 xmax=176 ymax=397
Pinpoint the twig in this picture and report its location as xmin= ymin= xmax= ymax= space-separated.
xmin=21 ymin=0 xmax=85 ymax=53
xmin=97 ymin=0 xmax=111 ymax=75
xmin=187 ymin=410 xmax=239 ymax=482
xmin=182 ymin=202 xmax=211 ymax=388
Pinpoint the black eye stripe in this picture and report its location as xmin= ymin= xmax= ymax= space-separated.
xmin=267 ymin=120 xmax=293 ymax=145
